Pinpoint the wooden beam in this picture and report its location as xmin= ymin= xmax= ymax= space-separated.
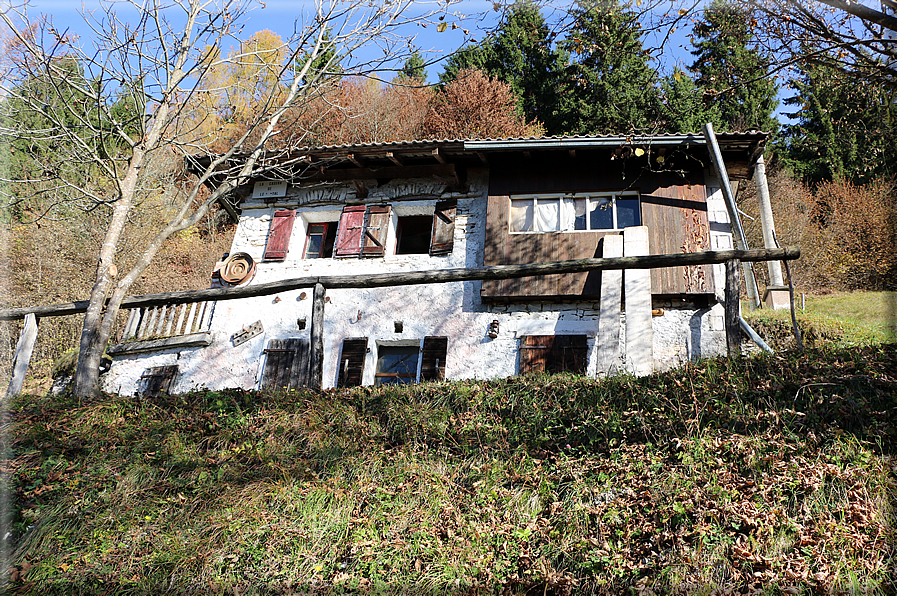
xmin=107 ymin=332 xmax=213 ymax=356
xmin=386 ymin=152 xmax=403 ymax=167
xmin=476 ymin=152 xmax=488 ymax=165
xmin=346 ymin=153 xmax=364 ymax=168
xmin=309 ymin=283 xmax=325 ymax=391
xmin=725 ymin=259 xmax=742 ymax=356
xmin=0 ymin=248 xmax=800 ymax=321
xmin=432 ymin=148 xmax=446 ymax=164
xmin=568 ymin=149 xmax=576 ymax=159
xmin=308 ymin=163 xmax=455 ymax=182
xmin=4 ymin=314 xmax=38 ymax=400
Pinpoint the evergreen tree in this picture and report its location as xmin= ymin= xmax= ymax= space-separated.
xmin=778 ymin=59 xmax=896 ymax=185
xmin=690 ymin=0 xmax=778 ymax=133
xmin=658 ymin=68 xmax=720 ymax=133
xmin=400 ymin=51 xmax=427 ymax=81
xmin=439 ymin=1 xmax=565 ymax=134
xmin=559 ymin=0 xmax=660 ymax=135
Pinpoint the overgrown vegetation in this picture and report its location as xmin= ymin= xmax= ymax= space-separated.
xmin=5 ymin=345 xmax=895 ymax=594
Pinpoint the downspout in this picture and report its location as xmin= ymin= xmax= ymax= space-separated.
xmin=702 ymin=123 xmax=761 ymax=310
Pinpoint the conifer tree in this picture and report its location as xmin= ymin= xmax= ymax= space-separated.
xmin=559 ymin=0 xmax=660 ymax=135
xmin=439 ymin=1 xmax=565 ymax=134
xmin=658 ymin=67 xmax=720 ymax=134
xmin=690 ymin=0 xmax=778 ymax=132
xmin=778 ymin=59 xmax=896 ymax=185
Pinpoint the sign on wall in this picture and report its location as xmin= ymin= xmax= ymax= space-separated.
xmin=252 ymin=181 xmax=288 ymax=199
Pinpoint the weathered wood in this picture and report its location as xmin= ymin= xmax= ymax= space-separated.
xmin=725 ymin=259 xmax=742 ymax=356
xmin=107 ymin=332 xmax=214 ymax=356
xmin=309 ymin=283 xmax=325 ymax=391
xmin=308 ymin=163 xmax=455 ymax=182
xmin=0 ymin=248 xmax=801 ymax=321
xmin=624 ymin=227 xmax=653 ymax=376
xmin=596 ymin=235 xmax=623 ymax=376
xmin=4 ymin=314 xmax=38 ymax=400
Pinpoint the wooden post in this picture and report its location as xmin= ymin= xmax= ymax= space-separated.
xmin=5 ymin=314 xmax=38 ymax=400
xmin=725 ymin=259 xmax=742 ymax=356
xmin=309 ymin=283 xmax=325 ymax=391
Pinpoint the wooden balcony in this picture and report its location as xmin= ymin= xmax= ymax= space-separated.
xmin=108 ymin=301 xmax=216 ymax=356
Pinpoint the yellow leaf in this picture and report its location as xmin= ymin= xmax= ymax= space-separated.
xmin=437 ymin=22 xmax=448 ymax=32
xmin=634 ymin=148 xmax=645 ymax=157
xmin=656 ymin=155 xmax=665 ymax=163
xmin=679 ymin=8 xmax=688 ymax=15
xmin=59 ymin=563 xmax=70 ymax=572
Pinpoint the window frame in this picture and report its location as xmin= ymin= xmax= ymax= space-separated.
xmin=302 ymin=221 xmax=338 ymax=259
xmin=508 ymin=192 xmax=641 ymax=234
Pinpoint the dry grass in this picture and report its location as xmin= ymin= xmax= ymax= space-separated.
xmin=5 ymin=344 xmax=896 ymax=594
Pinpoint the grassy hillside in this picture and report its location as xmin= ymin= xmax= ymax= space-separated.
xmin=4 ymin=344 xmax=895 ymax=595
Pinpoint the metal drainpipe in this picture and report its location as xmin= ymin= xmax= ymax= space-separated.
xmin=702 ymin=123 xmax=761 ymax=310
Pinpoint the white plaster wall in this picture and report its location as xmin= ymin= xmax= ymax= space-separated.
xmin=103 ymin=170 xmax=732 ymax=394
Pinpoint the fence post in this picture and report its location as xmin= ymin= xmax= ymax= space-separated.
xmin=309 ymin=283 xmax=326 ymax=391
xmin=725 ymin=259 xmax=742 ymax=356
xmin=4 ymin=314 xmax=39 ymax=400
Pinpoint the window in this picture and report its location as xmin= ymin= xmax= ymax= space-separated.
xmin=396 ymin=216 xmax=432 ymax=254
xmin=303 ymin=222 xmax=337 ymax=259
xmin=261 ymin=338 xmax=310 ymax=390
xmin=509 ymin=194 xmax=640 ymax=233
xmin=263 ymin=209 xmax=296 ymax=261
xmin=139 ymin=365 xmax=178 ymax=397
xmin=375 ymin=345 xmax=419 ymax=385
xmin=338 ymin=338 xmax=368 ymax=387
xmin=519 ymin=335 xmax=588 ymax=375
xmin=374 ymin=336 xmax=448 ymax=385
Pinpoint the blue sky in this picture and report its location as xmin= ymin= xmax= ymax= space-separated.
xmin=12 ymin=0 xmax=792 ymax=121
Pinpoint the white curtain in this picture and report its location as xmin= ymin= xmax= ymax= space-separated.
xmin=534 ymin=199 xmax=559 ymax=232
xmin=510 ymin=200 xmax=533 ymax=232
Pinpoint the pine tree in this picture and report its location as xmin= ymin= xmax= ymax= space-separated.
xmin=439 ymin=1 xmax=565 ymax=134
xmin=559 ymin=0 xmax=660 ymax=135
xmin=400 ymin=51 xmax=427 ymax=82
xmin=690 ymin=0 xmax=778 ymax=133
xmin=778 ymin=59 xmax=896 ymax=185
xmin=658 ymin=68 xmax=720 ymax=133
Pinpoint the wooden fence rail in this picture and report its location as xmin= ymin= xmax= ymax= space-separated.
xmin=0 ymin=247 xmax=800 ymax=321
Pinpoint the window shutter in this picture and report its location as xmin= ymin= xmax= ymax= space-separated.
xmin=420 ymin=336 xmax=448 ymax=381
xmin=139 ymin=365 xmax=178 ymax=397
xmin=263 ymin=210 xmax=295 ymax=261
xmin=335 ymin=205 xmax=366 ymax=257
xmin=338 ymin=338 xmax=368 ymax=387
xmin=430 ymin=200 xmax=456 ymax=255
xmin=261 ymin=338 xmax=310 ymax=390
xmin=362 ymin=205 xmax=391 ymax=257
xmin=519 ymin=335 xmax=554 ymax=375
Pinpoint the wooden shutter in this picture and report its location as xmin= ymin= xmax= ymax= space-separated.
xmin=139 ymin=365 xmax=178 ymax=397
xmin=430 ymin=200 xmax=456 ymax=255
xmin=263 ymin=210 xmax=295 ymax=261
xmin=519 ymin=335 xmax=588 ymax=375
xmin=520 ymin=335 xmax=554 ymax=375
xmin=420 ymin=336 xmax=448 ymax=381
xmin=362 ymin=205 xmax=391 ymax=257
xmin=335 ymin=205 xmax=366 ymax=257
xmin=261 ymin=338 xmax=310 ymax=390
xmin=338 ymin=338 xmax=368 ymax=387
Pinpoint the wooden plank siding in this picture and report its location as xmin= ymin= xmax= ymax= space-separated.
xmin=481 ymin=152 xmax=715 ymax=299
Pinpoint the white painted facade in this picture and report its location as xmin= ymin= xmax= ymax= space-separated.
xmin=103 ymin=168 xmax=734 ymax=396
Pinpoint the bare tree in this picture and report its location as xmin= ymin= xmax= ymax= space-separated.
xmin=0 ymin=0 xmax=451 ymax=397
xmin=746 ymin=0 xmax=897 ymax=88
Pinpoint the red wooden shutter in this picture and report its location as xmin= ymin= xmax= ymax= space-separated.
xmin=338 ymin=338 xmax=368 ymax=387
xmin=420 ymin=336 xmax=448 ymax=381
xmin=263 ymin=210 xmax=295 ymax=261
xmin=362 ymin=205 xmax=391 ymax=257
xmin=430 ymin=200 xmax=456 ymax=255
xmin=335 ymin=205 xmax=366 ymax=257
